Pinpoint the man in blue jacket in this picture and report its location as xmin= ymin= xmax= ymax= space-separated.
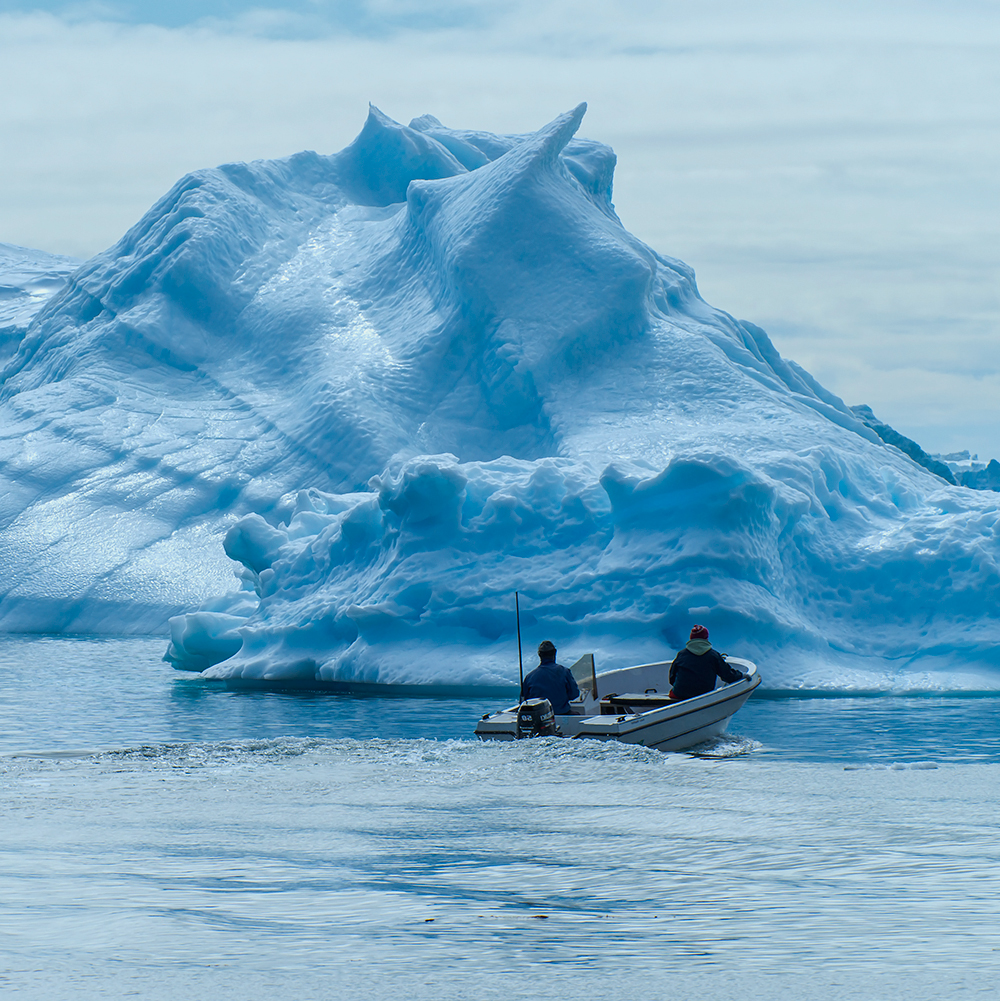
xmin=668 ymin=625 xmax=745 ymax=700
xmin=521 ymin=640 xmax=580 ymax=715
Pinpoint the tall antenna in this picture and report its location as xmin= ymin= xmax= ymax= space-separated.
xmin=515 ymin=591 xmax=524 ymax=702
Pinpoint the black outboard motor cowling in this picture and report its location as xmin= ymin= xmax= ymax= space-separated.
xmin=516 ymin=698 xmax=558 ymax=738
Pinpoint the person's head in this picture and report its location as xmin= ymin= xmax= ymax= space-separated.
xmin=690 ymin=624 xmax=709 ymax=641
xmin=538 ymin=640 xmax=557 ymax=663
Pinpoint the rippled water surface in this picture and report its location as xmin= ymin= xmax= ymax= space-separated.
xmin=2 ymin=637 xmax=999 ymax=1000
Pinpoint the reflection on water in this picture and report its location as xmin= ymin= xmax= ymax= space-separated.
xmin=3 ymin=733 xmax=999 ymax=1001
xmin=733 ymin=695 xmax=1000 ymax=764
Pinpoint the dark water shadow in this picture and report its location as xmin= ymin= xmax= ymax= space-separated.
xmin=168 ymin=676 xmax=510 ymax=742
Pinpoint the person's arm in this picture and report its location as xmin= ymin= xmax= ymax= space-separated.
xmin=566 ymin=669 xmax=580 ymax=702
xmin=714 ymin=652 xmax=745 ymax=683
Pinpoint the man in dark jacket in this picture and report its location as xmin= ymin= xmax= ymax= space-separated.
xmin=521 ymin=640 xmax=580 ymax=715
xmin=668 ymin=625 xmax=745 ymax=701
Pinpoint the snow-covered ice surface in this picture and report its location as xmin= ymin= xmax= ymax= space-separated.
xmin=2 ymin=105 xmax=998 ymax=688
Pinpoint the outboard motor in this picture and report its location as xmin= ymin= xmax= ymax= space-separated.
xmin=516 ymin=698 xmax=558 ymax=738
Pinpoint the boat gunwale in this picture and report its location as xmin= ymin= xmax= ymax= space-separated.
xmin=587 ymin=673 xmax=758 ymax=722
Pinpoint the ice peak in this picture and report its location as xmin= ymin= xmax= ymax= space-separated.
xmin=528 ymin=101 xmax=588 ymax=166
xmin=336 ymin=104 xmax=468 ymax=206
xmin=398 ymin=105 xmax=653 ymax=385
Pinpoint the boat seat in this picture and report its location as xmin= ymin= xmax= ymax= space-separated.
xmin=600 ymin=693 xmax=675 ymax=713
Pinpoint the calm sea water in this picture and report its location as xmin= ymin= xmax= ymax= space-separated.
xmin=2 ymin=636 xmax=999 ymax=1000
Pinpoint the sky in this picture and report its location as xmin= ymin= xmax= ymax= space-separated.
xmin=2 ymin=0 xmax=999 ymax=459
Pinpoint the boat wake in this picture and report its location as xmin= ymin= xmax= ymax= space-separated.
xmin=688 ymin=734 xmax=762 ymax=758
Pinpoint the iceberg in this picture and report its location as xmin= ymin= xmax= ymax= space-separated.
xmin=2 ymin=105 xmax=998 ymax=688
xmin=1 ymin=243 xmax=81 ymax=363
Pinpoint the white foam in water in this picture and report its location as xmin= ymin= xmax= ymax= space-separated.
xmin=1 ymin=106 xmax=998 ymax=689
xmin=689 ymin=734 xmax=763 ymax=758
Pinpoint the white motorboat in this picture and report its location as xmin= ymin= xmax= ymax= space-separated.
xmin=475 ymin=653 xmax=761 ymax=752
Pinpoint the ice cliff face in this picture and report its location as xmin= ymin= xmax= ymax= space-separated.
xmin=2 ymin=105 xmax=998 ymax=688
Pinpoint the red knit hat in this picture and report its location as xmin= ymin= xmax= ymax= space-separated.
xmin=690 ymin=624 xmax=709 ymax=640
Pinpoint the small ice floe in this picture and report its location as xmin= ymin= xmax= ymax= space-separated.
xmin=843 ymin=761 xmax=939 ymax=771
